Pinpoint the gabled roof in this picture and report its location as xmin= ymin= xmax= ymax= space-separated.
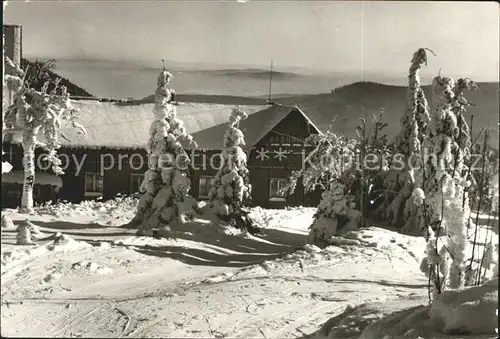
xmin=191 ymin=104 xmax=322 ymax=150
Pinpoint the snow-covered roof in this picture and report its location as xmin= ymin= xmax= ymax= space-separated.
xmin=3 ymin=100 xmax=324 ymax=151
xmin=2 ymin=171 xmax=63 ymax=187
xmin=4 ymin=100 xmax=268 ymax=150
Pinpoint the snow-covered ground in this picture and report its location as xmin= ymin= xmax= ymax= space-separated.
xmin=1 ymin=198 xmax=498 ymax=338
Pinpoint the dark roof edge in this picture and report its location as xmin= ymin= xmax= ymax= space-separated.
xmin=245 ymin=103 xmax=317 ymax=149
xmin=293 ymin=105 xmax=324 ymax=135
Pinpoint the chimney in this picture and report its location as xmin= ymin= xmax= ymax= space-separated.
xmin=3 ymin=25 xmax=22 ymax=66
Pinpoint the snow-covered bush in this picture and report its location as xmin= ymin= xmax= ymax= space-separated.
xmin=127 ymin=64 xmax=198 ymax=235
xmin=1 ymin=214 xmax=15 ymax=229
xmin=308 ymin=182 xmax=362 ymax=247
xmin=16 ymin=223 xmax=34 ymax=245
xmin=285 ymin=109 xmax=392 ymax=246
xmin=345 ymin=278 xmax=498 ymax=338
xmin=284 ymin=127 xmax=364 ymax=246
xmin=428 ymin=277 xmax=498 ymax=335
xmin=3 ymin=58 xmax=86 ymax=214
xmin=206 ymin=108 xmax=253 ymax=228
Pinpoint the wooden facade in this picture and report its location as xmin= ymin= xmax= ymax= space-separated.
xmin=1 ymin=106 xmax=323 ymax=209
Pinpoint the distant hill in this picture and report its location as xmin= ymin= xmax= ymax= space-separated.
xmin=137 ymin=94 xmax=268 ymax=106
xmin=43 ymin=58 xmax=363 ymax=99
xmin=22 ymin=58 xmax=94 ymax=97
xmin=275 ymin=81 xmax=499 ymax=149
xmin=181 ymin=68 xmax=298 ymax=80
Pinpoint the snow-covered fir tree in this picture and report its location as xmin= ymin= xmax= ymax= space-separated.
xmin=128 ymin=64 xmax=198 ymax=235
xmin=451 ymin=78 xmax=476 ymax=172
xmin=206 ymin=108 xmax=255 ymax=231
xmin=401 ymin=77 xmax=476 ymax=236
xmin=418 ymin=74 xmax=474 ymax=298
xmin=375 ymin=49 xmax=433 ymax=232
xmin=3 ymin=60 xmax=86 ymax=213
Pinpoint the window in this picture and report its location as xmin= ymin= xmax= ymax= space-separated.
xmin=269 ymin=134 xmax=280 ymax=146
xmin=269 ymin=134 xmax=296 ymax=147
xmin=269 ymin=178 xmax=288 ymax=202
xmin=130 ymin=173 xmax=144 ymax=193
xmin=280 ymin=135 xmax=292 ymax=146
xmin=198 ymin=176 xmax=215 ymax=199
xmin=84 ymin=172 xmax=103 ymax=197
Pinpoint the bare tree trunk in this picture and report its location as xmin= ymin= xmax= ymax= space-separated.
xmin=19 ymin=129 xmax=36 ymax=213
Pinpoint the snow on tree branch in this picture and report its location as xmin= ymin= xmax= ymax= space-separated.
xmin=4 ymin=59 xmax=87 ymax=213
xmin=206 ymin=108 xmax=253 ymax=229
xmin=127 ymin=65 xmax=198 ymax=234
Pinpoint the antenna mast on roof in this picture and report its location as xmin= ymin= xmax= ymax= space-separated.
xmin=162 ymin=59 xmax=166 ymax=71
xmin=267 ymin=60 xmax=274 ymax=105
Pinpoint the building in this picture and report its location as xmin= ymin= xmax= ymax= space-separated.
xmin=2 ymin=100 xmax=324 ymax=208
xmin=1 ymin=23 xmax=328 ymax=209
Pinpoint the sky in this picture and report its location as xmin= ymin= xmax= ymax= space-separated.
xmin=3 ymin=0 xmax=500 ymax=80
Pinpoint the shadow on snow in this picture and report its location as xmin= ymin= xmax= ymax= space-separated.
xmin=3 ymin=219 xmax=309 ymax=268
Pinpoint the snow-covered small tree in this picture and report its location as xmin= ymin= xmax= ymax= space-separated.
xmin=375 ymin=49 xmax=434 ymax=230
xmin=308 ymin=182 xmax=362 ymax=247
xmin=354 ymin=107 xmax=392 ymax=216
xmin=417 ymin=74 xmax=474 ymax=299
xmin=16 ymin=223 xmax=34 ymax=245
xmin=3 ymin=59 xmax=86 ymax=213
xmin=206 ymin=108 xmax=255 ymax=231
xmin=128 ymin=63 xmax=198 ymax=235
xmin=285 ymin=128 xmax=363 ymax=247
